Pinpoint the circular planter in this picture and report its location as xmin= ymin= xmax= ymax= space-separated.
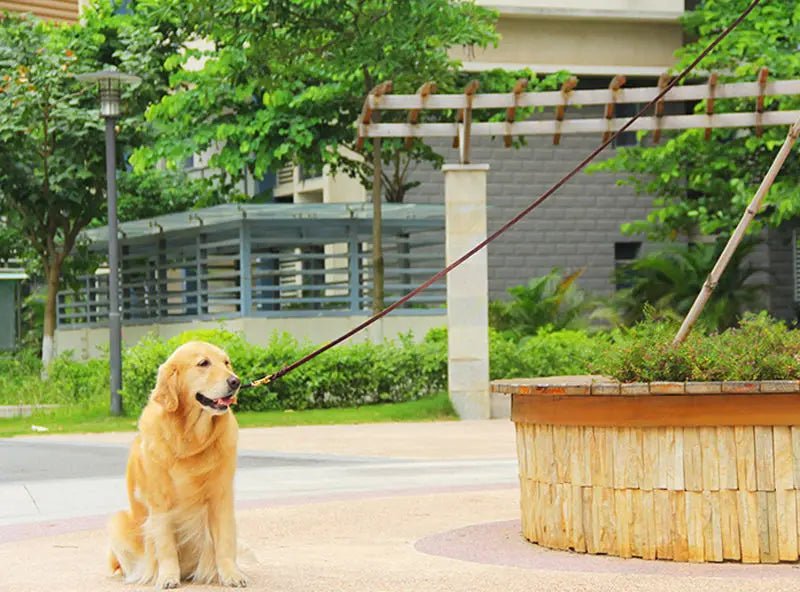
xmin=491 ymin=376 xmax=800 ymax=563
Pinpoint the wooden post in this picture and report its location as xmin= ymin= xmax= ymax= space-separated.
xmin=603 ymin=75 xmax=626 ymax=143
xmin=355 ymin=81 xmax=392 ymax=151
xmin=652 ymin=72 xmax=670 ymax=144
xmin=372 ymin=110 xmax=384 ymax=315
xmin=366 ymin=82 xmax=392 ymax=315
xmin=704 ymin=73 xmax=719 ymax=140
xmin=756 ymin=67 xmax=769 ymax=138
xmin=553 ymin=77 xmax=577 ymax=145
xmin=453 ymin=80 xmax=480 ymax=164
xmin=405 ymin=82 xmax=436 ymax=149
xmin=673 ymin=112 xmax=800 ymax=344
xmin=504 ymin=78 xmax=528 ymax=148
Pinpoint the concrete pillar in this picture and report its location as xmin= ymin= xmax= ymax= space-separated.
xmin=443 ymin=164 xmax=490 ymax=420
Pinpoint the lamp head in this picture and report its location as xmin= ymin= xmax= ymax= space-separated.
xmin=75 ymin=69 xmax=141 ymax=118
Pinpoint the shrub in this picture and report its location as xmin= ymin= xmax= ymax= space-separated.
xmin=0 ymin=347 xmax=112 ymax=408
xmin=48 ymin=356 xmax=109 ymax=406
xmin=0 ymin=348 xmax=46 ymax=405
xmin=489 ymin=328 xmax=603 ymax=380
xmin=119 ymin=326 xmax=603 ymax=413
xmin=118 ymin=334 xmax=173 ymax=412
xmin=119 ymin=329 xmax=448 ymax=414
xmin=590 ymin=312 xmax=800 ymax=382
xmin=425 ymin=326 xmax=602 ymax=381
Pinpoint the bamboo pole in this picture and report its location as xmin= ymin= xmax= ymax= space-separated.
xmin=673 ymin=114 xmax=800 ymax=344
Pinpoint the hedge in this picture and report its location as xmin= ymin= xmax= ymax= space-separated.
xmin=2 ymin=326 xmax=609 ymax=413
xmin=119 ymin=329 xmax=448 ymax=413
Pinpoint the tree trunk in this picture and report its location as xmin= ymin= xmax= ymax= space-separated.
xmin=372 ymin=124 xmax=384 ymax=315
xmin=41 ymin=260 xmax=61 ymax=371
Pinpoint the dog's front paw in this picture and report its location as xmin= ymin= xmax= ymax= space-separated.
xmin=218 ymin=564 xmax=248 ymax=588
xmin=155 ymin=573 xmax=180 ymax=589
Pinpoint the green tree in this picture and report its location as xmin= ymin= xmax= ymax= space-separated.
xmin=132 ymin=0 xmax=501 ymax=195
xmin=115 ymin=169 xmax=229 ymax=223
xmin=591 ymin=0 xmax=800 ymax=242
xmin=0 ymin=5 xmax=189 ymax=366
xmin=132 ymin=0 xmax=567 ymax=312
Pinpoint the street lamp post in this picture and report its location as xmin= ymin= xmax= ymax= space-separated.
xmin=76 ymin=70 xmax=141 ymax=416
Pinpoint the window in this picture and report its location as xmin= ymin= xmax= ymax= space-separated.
xmin=794 ymin=229 xmax=800 ymax=303
xmin=612 ymin=102 xmax=640 ymax=148
xmin=614 ymin=241 xmax=641 ymax=291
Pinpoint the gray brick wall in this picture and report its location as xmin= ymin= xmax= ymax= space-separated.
xmin=766 ymin=224 xmax=796 ymax=321
xmin=403 ymin=135 xmax=799 ymax=321
xmin=404 ymin=133 xmax=655 ymax=301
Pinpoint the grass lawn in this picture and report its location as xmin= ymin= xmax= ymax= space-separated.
xmin=0 ymin=391 xmax=457 ymax=438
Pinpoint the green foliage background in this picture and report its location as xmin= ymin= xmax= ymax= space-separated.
xmin=131 ymin=0 xmax=569 ymax=202
xmin=590 ymin=0 xmax=800 ymax=241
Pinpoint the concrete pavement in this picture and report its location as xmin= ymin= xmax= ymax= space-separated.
xmin=2 ymin=419 xmax=800 ymax=591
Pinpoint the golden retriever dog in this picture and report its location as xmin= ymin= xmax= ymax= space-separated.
xmin=108 ymin=341 xmax=247 ymax=588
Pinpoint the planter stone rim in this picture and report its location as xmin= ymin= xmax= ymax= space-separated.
xmin=491 ymin=376 xmax=800 ymax=396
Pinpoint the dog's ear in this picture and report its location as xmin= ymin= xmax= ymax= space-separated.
xmin=151 ymin=361 xmax=179 ymax=413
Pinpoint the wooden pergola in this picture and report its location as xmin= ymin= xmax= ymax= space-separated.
xmin=356 ymin=69 xmax=800 ymax=163
xmin=353 ymin=70 xmax=800 ymax=418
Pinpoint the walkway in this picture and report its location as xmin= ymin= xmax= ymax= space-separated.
xmin=1 ymin=420 xmax=799 ymax=591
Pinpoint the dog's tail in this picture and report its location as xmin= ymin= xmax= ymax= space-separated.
xmin=108 ymin=510 xmax=149 ymax=582
xmin=108 ymin=547 xmax=122 ymax=575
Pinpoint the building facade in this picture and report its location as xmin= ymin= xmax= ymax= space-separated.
xmin=272 ymin=1 xmax=693 ymax=301
xmin=9 ymin=0 xmax=796 ymax=320
xmin=0 ymin=0 xmax=80 ymax=22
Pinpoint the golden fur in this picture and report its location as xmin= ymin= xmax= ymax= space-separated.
xmin=108 ymin=341 xmax=247 ymax=589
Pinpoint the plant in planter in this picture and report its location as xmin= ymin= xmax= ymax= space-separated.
xmin=590 ymin=312 xmax=800 ymax=382
xmin=493 ymin=313 xmax=800 ymax=564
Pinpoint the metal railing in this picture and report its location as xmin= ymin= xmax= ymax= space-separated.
xmin=57 ymin=227 xmax=445 ymax=327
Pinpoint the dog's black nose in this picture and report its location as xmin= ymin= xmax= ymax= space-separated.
xmin=227 ymin=376 xmax=241 ymax=390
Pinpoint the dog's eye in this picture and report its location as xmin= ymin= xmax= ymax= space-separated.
xmin=198 ymin=359 xmax=210 ymax=367
xmin=225 ymin=360 xmax=231 ymax=366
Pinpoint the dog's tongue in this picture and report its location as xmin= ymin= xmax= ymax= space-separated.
xmin=217 ymin=396 xmax=233 ymax=407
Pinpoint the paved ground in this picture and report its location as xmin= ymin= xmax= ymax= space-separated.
xmin=2 ymin=420 xmax=800 ymax=591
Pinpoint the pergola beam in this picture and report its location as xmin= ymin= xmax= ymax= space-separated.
xmin=366 ymin=79 xmax=800 ymax=112
xmin=360 ymin=110 xmax=800 ymax=139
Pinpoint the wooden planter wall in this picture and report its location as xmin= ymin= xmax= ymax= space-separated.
xmin=492 ymin=378 xmax=800 ymax=563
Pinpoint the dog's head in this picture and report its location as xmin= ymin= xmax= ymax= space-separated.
xmin=151 ymin=341 xmax=241 ymax=416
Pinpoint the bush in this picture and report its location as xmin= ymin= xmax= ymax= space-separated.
xmin=0 ymin=348 xmax=45 ymax=405
xmin=590 ymin=312 xmax=800 ymax=382
xmin=427 ymin=325 xmax=603 ymax=381
xmin=118 ymin=334 xmax=173 ymax=412
xmin=48 ymin=356 xmax=109 ymax=406
xmin=119 ymin=329 xmax=448 ymax=414
xmin=0 ymin=347 xmax=112 ymax=408
xmin=119 ymin=326 xmax=607 ymax=413
xmin=489 ymin=328 xmax=603 ymax=380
